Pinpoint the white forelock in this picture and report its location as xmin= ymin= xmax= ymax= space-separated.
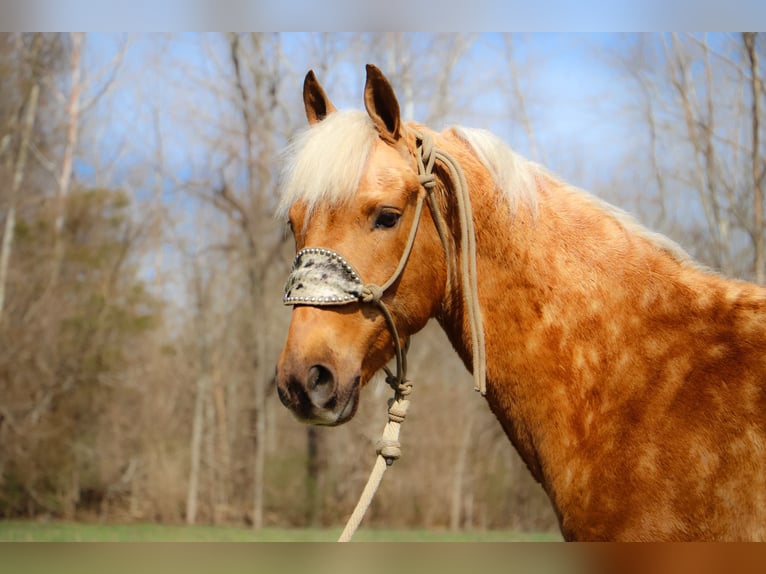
xmin=278 ymin=110 xmax=377 ymax=219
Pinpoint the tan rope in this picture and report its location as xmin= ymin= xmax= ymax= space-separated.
xmin=438 ymin=146 xmax=487 ymax=394
xmin=415 ymin=131 xmax=487 ymax=394
xmin=337 ymin=379 xmax=412 ymax=542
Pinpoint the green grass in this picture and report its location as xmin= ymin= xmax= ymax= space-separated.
xmin=0 ymin=520 xmax=562 ymax=542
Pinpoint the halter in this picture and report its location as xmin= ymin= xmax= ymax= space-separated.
xmin=282 ymin=130 xmax=487 ymax=394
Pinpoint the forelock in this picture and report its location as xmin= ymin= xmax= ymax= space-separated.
xmin=278 ymin=110 xmax=378 ymax=219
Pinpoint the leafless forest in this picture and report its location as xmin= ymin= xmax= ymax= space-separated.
xmin=0 ymin=33 xmax=763 ymax=532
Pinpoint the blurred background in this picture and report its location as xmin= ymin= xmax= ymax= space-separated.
xmin=0 ymin=32 xmax=763 ymax=537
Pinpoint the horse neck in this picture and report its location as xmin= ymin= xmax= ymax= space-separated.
xmin=430 ymin=130 xmax=759 ymax=483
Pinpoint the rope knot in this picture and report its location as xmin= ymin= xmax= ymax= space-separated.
xmin=418 ymin=133 xmax=435 ymax=168
xmin=376 ymin=438 xmax=401 ymax=464
xmin=387 ymin=397 xmax=410 ymax=423
xmin=360 ymin=283 xmax=384 ymax=304
xmin=396 ymin=380 xmax=413 ymax=397
xmin=418 ymin=173 xmax=436 ymax=190
xmin=384 ymin=373 xmax=412 ymax=396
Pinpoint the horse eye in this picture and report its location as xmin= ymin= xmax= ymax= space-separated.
xmin=374 ymin=210 xmax=401 ymax=229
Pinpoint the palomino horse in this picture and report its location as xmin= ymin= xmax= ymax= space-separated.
xmin=275 ymin=64 xmax=766 ymax=541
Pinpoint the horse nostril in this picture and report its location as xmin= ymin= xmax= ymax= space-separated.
xmin=307 ymin=364 xmax=336 ymax=408
xmin=307 ymin=364 xmax=334 ymax=389
xmin=277 ymin=383 xmax=291 ymax=408
xmin=278 ymin=364 xmax=338 ymax=419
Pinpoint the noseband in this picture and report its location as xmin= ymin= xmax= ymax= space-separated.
xmin=283 ymin=131 xmax=487 ymax=395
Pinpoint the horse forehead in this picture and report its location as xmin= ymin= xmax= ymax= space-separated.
xmin=301 ymin=204 xmax=355 ymax=244
xmin=358 ymin=147 xmax=419 ymax=199
xmin=367 ymin=136 xmax=414 ymax=171
xmin=364 ymin=164 xmax=413 ymax=190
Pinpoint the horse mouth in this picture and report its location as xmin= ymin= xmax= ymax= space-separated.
xmin=333 ymin=376 xmax=360 ymax=424
xmin=280 ymin=374 xmax=361 ymax=426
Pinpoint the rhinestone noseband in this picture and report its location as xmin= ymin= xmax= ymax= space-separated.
xmin=283 ymin=248 xmax=363 ymax=305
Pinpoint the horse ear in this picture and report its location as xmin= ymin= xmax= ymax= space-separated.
xmin=303 ymin=70 xmax=337 ymax=125
xmin=364 ymin=64 xmax=401 ymax=143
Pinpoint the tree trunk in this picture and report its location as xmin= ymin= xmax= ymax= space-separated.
xmin=185 ymin=372 xmax=208 ymax=525
xmin=186 ymin=265 xmax=213 ymax=525
xmin=449 ymin=412 xmax=475 ymax=531
xmin=49 ymin=32 xmax=83 ymax=289
xmin=744 ymin=33 xmax=764 ymax=283
xmin=0 ymin=82 xmax=39 ymax=322
xmin=251 ymin=309 xmax=266 ymax=529
xmin=306 ymin=426 xmax=323 ymax=526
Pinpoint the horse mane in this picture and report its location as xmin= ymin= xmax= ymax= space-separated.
xmin=452 ymin=125 xmax=696 ymax=268
xmin=279 ymin=110 xmax=695 ymax=268
xmin=450 ymin=126 xmax=541 ymax=216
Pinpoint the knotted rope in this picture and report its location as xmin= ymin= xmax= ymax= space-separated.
xmin=337 ymin=376 xmax=412 ymax=542
xmin=414 ymin=130 xmax=487 ymax=395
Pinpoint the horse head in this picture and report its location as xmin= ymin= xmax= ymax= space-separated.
xmin=275 ymin=65 xmax=448 ymax=425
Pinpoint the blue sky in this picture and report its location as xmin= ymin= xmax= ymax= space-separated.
xmin=72 ymin=32 xmax=649 ymax=299
xmin=78 ymin=33 xmax=636 ymax=193
xmin=73 ymin=33 xmax=674 ymax=241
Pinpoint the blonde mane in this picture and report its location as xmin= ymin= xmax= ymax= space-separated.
xmin=277 ymin=110 xmax=542 ymax=220
xmin=450 ymin=126 xmax=541 ymax=216
xmin=453 ymin=125 xmax=694 ymax=267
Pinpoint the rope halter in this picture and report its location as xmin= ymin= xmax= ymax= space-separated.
xmin=283 ymin=182 xmax=427 ymax=390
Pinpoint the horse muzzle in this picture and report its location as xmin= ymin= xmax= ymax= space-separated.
xmin=277 ymin=245 xmax=408 ymax=425
xmin=276 ymin=357 xmax=361 ymax=426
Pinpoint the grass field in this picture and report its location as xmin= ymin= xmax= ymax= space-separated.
xmin=0 ymin=520 xmax=562 ymax=542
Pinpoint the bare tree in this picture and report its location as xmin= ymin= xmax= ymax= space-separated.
xmin=743 ymin=33 xmax=765 ymax=283
xmin=182 ymin=32 xmax=290 ymax=529
xmin=184 ymin=249 xmax=213 ymax=525
xmin=502 ymin=34 xmax=542 ymax=163
xmin=0 ymin=35 xmax=40 ymax=322
xmin=604 ymin=34 xmax=766 ymax=280
xmin=48 ymin=32 xmax=83 ymax=288
xmin=663 ymin=34 xmax=733 ymax=273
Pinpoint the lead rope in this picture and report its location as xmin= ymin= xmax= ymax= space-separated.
xmin=337 ymin=130 xmax=486 ymax=542
xmin=337 ymin=373 xmax=412 ymax=542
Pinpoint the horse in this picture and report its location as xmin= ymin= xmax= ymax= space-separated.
xmin=274 ymin=64 xmax=766 ymax=541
